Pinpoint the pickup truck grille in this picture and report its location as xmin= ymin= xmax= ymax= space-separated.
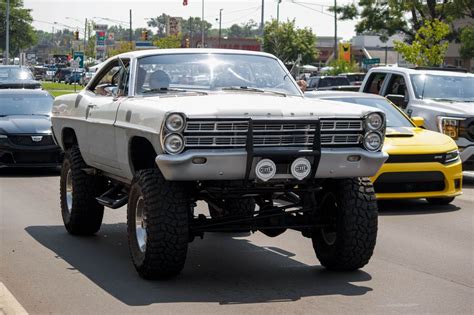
xmin=183 ymin=119 xmax=364 ymax=149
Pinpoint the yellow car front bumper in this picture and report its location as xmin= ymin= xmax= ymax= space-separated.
xmin=370 ymin=160 xmax=463 ymax=200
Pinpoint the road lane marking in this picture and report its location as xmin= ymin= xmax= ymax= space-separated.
xmin=0 ymin=283 xmax=28 ymax=315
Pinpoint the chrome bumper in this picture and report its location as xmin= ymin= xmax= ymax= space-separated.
xmin=156 ymin=148 xmax=388 ymax=181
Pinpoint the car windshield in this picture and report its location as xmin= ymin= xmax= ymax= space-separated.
xmin=319 ymin=77 xmax=350 ymax=87
xmin=325 ymin=97 xmax=414 ymax=128
xmin=345 ymin=74 xmax=365 ymax=82
xmin=136 ymin=53 xmax=301 ymax=96
xmin=0 ymin=67 xmax=34 ymax=81
xmin=410 ymin=74 xmax=474 ymax=102
xmin=0 ymin=93 xmax=53 ymax=116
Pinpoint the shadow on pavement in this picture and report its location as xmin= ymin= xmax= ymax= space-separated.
xmin=25 ymin=224 xmax=373 ymax=306
xmin=0 ymin=167 xmax=60 ymax=178
xmin=378 ymin=199 xmax=460 ymax=216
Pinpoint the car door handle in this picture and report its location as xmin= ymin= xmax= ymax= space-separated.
xmin=87 ymin=104 xmax=97 ymax=108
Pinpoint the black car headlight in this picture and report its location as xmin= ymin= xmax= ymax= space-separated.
xmin=443 ymin=150 xmax=460 ymax=164
xmin=0 ymin=135 xmax=7 ymax=139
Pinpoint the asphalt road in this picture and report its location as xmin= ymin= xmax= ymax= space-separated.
xmin=1 ymin=170 xmax=473 ymax=314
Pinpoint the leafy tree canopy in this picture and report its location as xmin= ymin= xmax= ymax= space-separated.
xmin=394 ymin=19 xmax=450 ymax=66
xmin=459 ymin=25 xmax=474 ymax=59
xmin=0 ymin=0 xmax=37 ymax=55
xmin=263 ymin=19 xmax=318 ymax=64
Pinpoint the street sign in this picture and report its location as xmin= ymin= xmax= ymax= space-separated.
xmin=73 ymin=52 xmax=84 ymax=68
xmin=363 ymin=58 xmax=381 ymax=65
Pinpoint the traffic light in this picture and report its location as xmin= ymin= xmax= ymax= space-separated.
xmin=73 ymin=31 xmax=79 ymax=41
xmin=142 ymin=30 xmax=149 ymax=41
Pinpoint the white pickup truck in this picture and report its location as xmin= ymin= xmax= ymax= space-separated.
xmin=51 ymin=49 xmax=388 ymax=279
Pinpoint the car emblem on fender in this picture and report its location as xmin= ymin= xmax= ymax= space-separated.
xmin=291 ymin=157 xmax=311 ymax=180
xmin=255 ymin=159 xmax=276 ymax=182
xmin=31 ymin=136 xmax=43 ymax=142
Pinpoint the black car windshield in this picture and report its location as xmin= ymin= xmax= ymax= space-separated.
xmin=345 ymin=74 xmax=365 ymax=82
xmin=136 ymin=53 xmax=301 ymax=96
xmin=411 ymin=74 xmax=474 ymax=102
xmin=325 ymin=97 xmax=413 ymax=128
xmin=0 ymin=67 xmax=34 ymax=81
xmin=319 ymin=77 xmax=350 ymax=87
xmin=0 ymin=93 xmax=53 ymax=116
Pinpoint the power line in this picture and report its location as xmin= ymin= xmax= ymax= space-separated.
xmin=220 ymin=7 xmax=262 ymax=26
xmin=290 ymin=1 xmax=334 ymax=17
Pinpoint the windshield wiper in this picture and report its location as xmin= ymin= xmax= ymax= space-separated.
xmin=221 ymin=86 xmax=287 ymax=97
xmin=142 ymin=88 xmax=207 ymax=95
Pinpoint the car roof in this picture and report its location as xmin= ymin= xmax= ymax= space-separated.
xmin=305 ymin=91 xmax=386 ymax=100
xmin=115 ymin=48 xmax=278 ymax=60
xmin=369 ymin=66 xmax=474 ymax=77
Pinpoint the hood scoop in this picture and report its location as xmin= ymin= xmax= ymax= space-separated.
xmin=385 ymin=127 xmax=414 ymax=137
xmin=385 ymin=133 xmax=414 ymax=138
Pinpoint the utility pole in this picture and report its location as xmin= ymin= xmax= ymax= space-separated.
xmin=277 ymin=0 xmax=281 ymax=23
xmin=218 ymin=9 xmax=223 ymax=48
xmin=201 ymin=0 xmax=205 ymax=47
xmin=260 ymin=0 xmax=265 ymax=35
xmin=129 ymin=9 xmax=133 ymax=44
xmin=84 ymin=18 xmax=88 ymax=55
xmin=5 ymin=0 xmax=10 ymax=65
xmin=334 ymin=0 xmax=338 ymax=61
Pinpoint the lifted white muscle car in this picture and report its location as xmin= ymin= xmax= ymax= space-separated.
xmin=51 ymin=49 xmax=388 ymax=279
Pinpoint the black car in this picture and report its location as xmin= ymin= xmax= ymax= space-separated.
xmin=53 ymin=68 xmax=72 ymax=83
xmin=0 ymin=89 xmax=62 ymax=168
xmin=0 ymin=65 xmax=41 ymax=89
xmin=306 ymin=75 xmax=358 ymax=91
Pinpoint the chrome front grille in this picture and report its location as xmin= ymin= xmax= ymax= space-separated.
xmin=183 ymin=119 xmax=364 ymax=149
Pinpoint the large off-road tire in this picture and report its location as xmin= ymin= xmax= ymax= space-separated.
xmin=127 ymin=169 xmax=190 ymax=280
xmin=426 ymin=197 xmax=455 ymax=205
xmin=312 ymin=177 xmax=378 ymax=271
xmin=60 ymin=146 xmax=104 ymax=235
xmin=208 ymin=198 xmax=255 ymax=219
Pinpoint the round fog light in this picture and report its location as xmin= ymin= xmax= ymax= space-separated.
xmin=164 ymin=134 xmax=184 ymax=154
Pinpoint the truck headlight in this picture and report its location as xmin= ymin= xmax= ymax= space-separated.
xmin=444 ymin=150 xmax=460 ymax=164
xmin=165 ymin=113 xmax=185 ymax=132
xmin=164 ymin=134 xmax=184 ymax=154
xmin=437 ymin=117 xmax=465 ymax=140
xmin=365 ymin=112 xmax=384 ymax=131
xmin=363 ymin=132 xmax=383 ymax=151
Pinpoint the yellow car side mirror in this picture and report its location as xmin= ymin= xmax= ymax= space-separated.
xmin=412 ymin=117 xmax=424 ymax=128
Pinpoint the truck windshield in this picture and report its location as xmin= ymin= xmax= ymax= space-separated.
xmin=410 ymin=74 xmax=474 ymax=102
xmin=326 ymin=97 xmax=414 ymax=128
xmin=136 ymin=53 xmax=301 ymax=96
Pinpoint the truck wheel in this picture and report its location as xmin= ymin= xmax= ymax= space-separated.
xmin=127 ymin=169 xmax=190 ymax=279
xmin=208 ymin=198 xmax=255 ymax=218
xmin=426 ymin=197 xmax=455 ymax=205
xmin=60 ymin=146 xmax=104 ymax=235
xmin=312 ymin=177 xmax=378 ymax=271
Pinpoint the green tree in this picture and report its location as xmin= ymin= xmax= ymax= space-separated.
xmin=325 ymin=60 xmax=360 ymax=75
xmin=0 ymin=0 xmax=37 ymax=56
xmin=394 ymin=19 xmax=450 ymax=66
xmin=181 ymin=17 xmax=212 ymax=37
xmin=147 ymin=13 xmax=170 ymax=37
xmin=333 ymin=0 xmax=474 ymax=42
xmin=227 ymin=20 xmax=259 ymax=38
xmin=108 ymin=41 xmax=135 ymax=57
xmin=154 ymin=35 xmax=182 ymax=49
xmin=459 ymin=26 xmax=474 ymax=59
xmin=263 ymin=19 xmax=318 ymax=64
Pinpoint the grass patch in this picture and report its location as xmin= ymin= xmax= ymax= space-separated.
xmin=41 ymin=82 xmax=78 ymax=91
xmin=49 ymin=90 xmax=78 ymax=97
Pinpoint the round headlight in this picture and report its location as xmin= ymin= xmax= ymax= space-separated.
xmin=165 ymin=113 xmax=185 ymax=132
xmin=366 ymin=113 xmax=383 ymax=131
xmin=164 ymin=134 xmax=184 ymax=154
xmin=363 ymin=132 xmax=383 ymax=151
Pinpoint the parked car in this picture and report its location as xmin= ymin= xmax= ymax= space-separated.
xmin=32 ymin=66 xmax=47 ymax=81
xmin=53 ymin=68 xmax=72 ymax=83
xmin=0 ymin=89 xmax=62 ymax=168
xmin=51 ymin=48 xmax=388 ymax=279
xmin=0 ymin=65 xmax=41 ymax=89
xmin=339 ymin=72 xmax=366 ymax=86
xmin=64 ymin=70 xmax=83 ymax=84
xmin=306 ymin=75 xmax=358 ymax=91
xmin=305 ymin=91 xmax=463 ymax=204
xmin=359 ymin=66 xmax=474 ymax=171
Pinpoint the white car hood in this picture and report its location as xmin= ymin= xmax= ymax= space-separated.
xmin=138 ymin=93 xmax=377 ymax=119
xmin=417 ymin=99 xmax=474 ymax=116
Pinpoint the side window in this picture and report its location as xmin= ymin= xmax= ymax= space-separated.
xmin=385 ymin=74 xmax=408 ymax=99
xmin=89 ymin=60 xmax=121 ymax=96
xmin=363 ymin=72 xmax=387 ymax=95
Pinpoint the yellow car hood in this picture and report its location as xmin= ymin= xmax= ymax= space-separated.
xmin=383 ymin=127 xmax=456 ymax=154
